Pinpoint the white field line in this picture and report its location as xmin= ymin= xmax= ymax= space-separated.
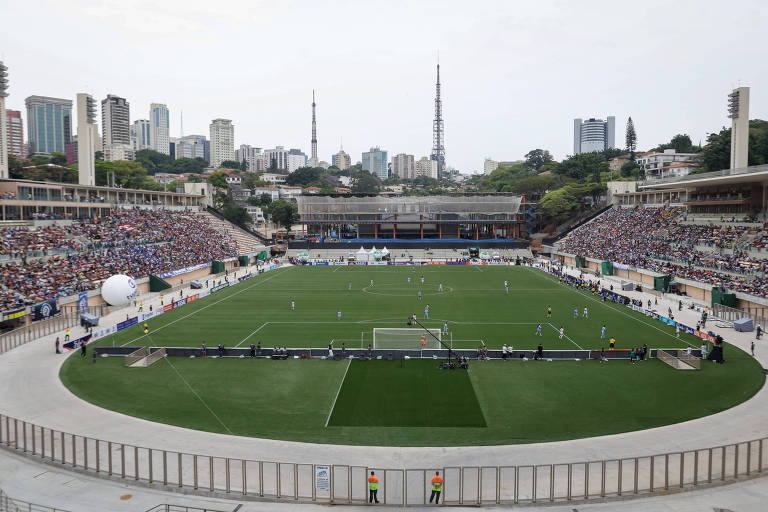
xmin=546 ymin=322 xmax=584 ymax=350
xmin=325 ymin=358 xmax=352 ymax=427
xmin=163 ymin=357 xmax=234 ymax=435
xmin=233 ymin=322 xmax=269 ymax=348
xmin=527 ymin=267 xmax=697 ymax=348
xmin=120 ymin=269 xmax=287 ymax=346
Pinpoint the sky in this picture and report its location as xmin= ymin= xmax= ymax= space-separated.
xmin=2 ymin=0 xmax=767 ymax=173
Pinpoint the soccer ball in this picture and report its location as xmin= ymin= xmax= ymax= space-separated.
xmin=101 ymin=274 xmax=137 ymax=306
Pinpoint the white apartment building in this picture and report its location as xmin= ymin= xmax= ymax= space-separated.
xmin=636 ymin=149 xmax=699 ymax=180
xmin=261 ymin=173 xmax=286 ymax=185
xmin=101 ymin=95 xmax=130 ymax=150
xmin=287 ymin=151 xmax=307 ymax=173
xmin=483 ymin=158 xmax=499 ymax=175
xmin=103 ymin=143 xmax=134 ymax=162
xmin=264 ymin=146 xmax=289 ymax=171
xmin=150 ymin=103 xmax=170 ymax=155
xmin=415 ymin=156 xmax=438 ymax=179
xmin=391 ymin=153 xmax=415 ymax=179
xmin=252 ymin=186 xmax=280 ymax=201
xmin=209 ymin=118 xmax=234 ymax=168
xmin=235 ymin=144 xmax=266 ymax=171
xmin=130 ymin=119 xmax=151 ymax=151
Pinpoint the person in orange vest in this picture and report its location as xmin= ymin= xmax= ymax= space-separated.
xmin=421 ymin=335 xmax=426 ymax=350
xmin=368 ymin=470 xmax=379 ymax=504
xmin=429 ymin=470 xmax=444 ymax=504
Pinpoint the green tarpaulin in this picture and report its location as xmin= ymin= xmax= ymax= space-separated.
xmin=575 ymin=256 xmax=587 ymax=268
xmin=149 ymin=275 xmax=171 ymax=292
xmin=238 ymin=255 xmax=250 ymax=267
xmin=601 ymin=261 xmax=613 ymax=276
xmin=257 ymin=251 xmax=268 ymax=261
xmin=654 ymin=275 xmax=671 ymax=292
xmin=712 ymin=287 xmax=737 ymax=307
xmin=211 ymin=261 xmax=225 ymax=274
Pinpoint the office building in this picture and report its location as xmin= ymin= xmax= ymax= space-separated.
xmin=103 ymin=144 xmax=134 ymax=162
xmin=728 ymin=87 xmax=750 ymax=169
xmin=177 ymin=135 xmax=208 ymax=161
xmin=76 ymin=93 xmax=98 ymax=186
xmin=101 ymin=95 xmax=130 ymax=147
xmin=150 ymin=103 xmax=170 ymax=155
xmin=131 ymin=119 xmax=152 ymax=151
xmin=235 ymin=144 xmax=265 ymax=171
xmin=264 ymin=146 xmax=288 ymax=171
xmin=209 ymin=118 xmax=234 ymax=168
xmin=391 ymin=153 xmax=415 ymax=179
xmin=6 ymin=110 xmax=25 ymax=159
xmin=415 ymin=156 xmax=438 ymax=179
xmin=483 ymin=158 xmax=498 ymax=175
xmin=573 ymin=116 xmax=615 ymax=154
xmin=288 ymin=148 xmax=307 ymax=172
xmin=362 ymin=147 xmax=388 ymax=180
xmin=332 ymin=147 xmax=352 ymax=170
xmin=25 ymin=95 xmax=73 ymax=156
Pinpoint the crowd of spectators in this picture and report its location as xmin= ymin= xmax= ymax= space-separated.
xmin=0 ymin=209 xmax=241 ymax=312
xmin=560 ymin=206 xmax=768 ymax=298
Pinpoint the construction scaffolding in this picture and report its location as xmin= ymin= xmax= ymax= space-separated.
xmin=297 ymin=195 xmax=526 ymax=240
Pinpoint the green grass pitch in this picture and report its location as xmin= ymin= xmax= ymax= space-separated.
xmin=59 ymin=265 xmax=765 ymax=446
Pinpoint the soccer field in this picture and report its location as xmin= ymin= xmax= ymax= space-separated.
xmin=60 ymin=265 xmax=765 ymax=446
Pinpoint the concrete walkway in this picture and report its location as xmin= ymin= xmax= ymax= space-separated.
xmin=0 ymin=263 xmax=766 ymax=508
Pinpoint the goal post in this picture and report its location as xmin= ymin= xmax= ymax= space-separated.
xmin=373 ymin=328 xmax=442 ymax=350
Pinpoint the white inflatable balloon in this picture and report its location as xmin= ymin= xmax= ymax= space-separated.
xmin=101 ymin=274 xmax=137 ymax=306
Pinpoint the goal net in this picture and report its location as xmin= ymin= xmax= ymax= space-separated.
xmin=373 ymin=328 xmax=442 ymax=350
xmin=657 ymin=349 xmax=697 ymax=370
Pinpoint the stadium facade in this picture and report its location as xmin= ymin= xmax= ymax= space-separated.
xmin=297 ymin=194 xmax=528 ymax=240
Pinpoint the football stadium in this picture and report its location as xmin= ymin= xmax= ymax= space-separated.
xmin=3 ymin=4 xmax=768 ymax=510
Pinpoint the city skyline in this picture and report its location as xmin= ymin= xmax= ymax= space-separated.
xmin=1 ymin=0 xmax=767 ymax=172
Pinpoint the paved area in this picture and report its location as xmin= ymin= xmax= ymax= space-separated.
xmin=0 ymin=262 xmax=766 ymax=509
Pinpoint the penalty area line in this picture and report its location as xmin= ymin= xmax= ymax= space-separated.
xmin=547 ymin=322 xmax=584 ymax=350
xmin=233 ymin=322 xmax=269 ymax=348
xmin=325 ymin=358 xmax=352 ymax=428
xmin=163 ymin=355 xmax=234 ymax=435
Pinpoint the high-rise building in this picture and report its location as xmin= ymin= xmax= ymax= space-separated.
xmin=150 ymin=103 xmax=169 ymax=155
xmin=332 ymin=147 xmax=351 ymax=170
xmin=573 ymin=116 xmax=615 ymax=154
xmin=288 ymin=148 xmax=307 ymax=172
xmin=483 ymin=158 xmax=499 ymax=175
xmin=728 ymin=87 xmax=750 ymax=169
xmin=101 ymin=95 xmax=130 ymax=146
xmin=308 ymin=90 xmax=318 ymax=167
xmin=0 ymin=62 xmax=8 ymax=178
xmin=130 ymin=119 xmax=152 ymax=151
xmin=6 ymin=110 xmax=24 ymax=159
xmin=177 ymin=135 xmax=208 ymax=161
xmin=362 ymin=147 xmax=388 ymax=180
xmin=431 ymin=62 xmax=445 ymax=180
xmin=415 ymin=156 xmax=438 ymax=179
xmin=103 ymin=144 xmax=134 ymax=162
xmin=25 ymin=95 xmax=73 ymax=156
xmin=76 ymin=93 xmax=97 ymax=186
xmin=391 ymin=153 xmax=415 ymax=179
xmin=235 ymin=144 xmax=265 ymax=171
xmin=209 ymin=118 xmax=234 ymax=168
xmin=264 ymin=146 xmax=288 ymax=171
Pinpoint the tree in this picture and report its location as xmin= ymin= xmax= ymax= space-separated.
xmin=267 ymin=200 xmax=299 ymax=231
xmin=537 ymin=182 xmax=605 ymax=222
xmin=524 ymin=149 xmax=553 ymax=173
xmin=625 ymin=117 xmax=637 ymax=158
xmin=222 ymin=201 xmax=251 ymax=225
xmin=247 ymin=193 xmax=273 ymax=208
xmin=50 ymin=152 xmax=68 ymax=166
xmin=95 ymin=160 xmax=154 ymax=189
xmin=8 ymin=155 xmax=23 ymax=179
xmin=620 ymin=161 xmax=640 ymax=178
xmin=135 ymin=149 xmax=175 ymax=174
xmin=285 ymin=167 xmax=323 ymax=187
xmin=172 ymin=157 xmax=208 ymax=174
xmin=242 ymin=172 xmax=269 ymax=191
xmin=655 ymin=134 xmax=699 ymax=154
xmin=220 ymin=160 xmax=241 ymax=169
xmin=511 ymin=174 xmax=558 ymax=197
xmin=555 ymin=153 xmax=609 ymax=181
xmin=207 ymin=171 xmax=229 ymax=189
xmin=350 ymin=171 xmax=381 ymax=194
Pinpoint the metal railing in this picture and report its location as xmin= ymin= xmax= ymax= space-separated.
xmin=0 ymin=412 xmax=765 ymax=506
xmin=713 ymin=302 xmax=767 ymax=329
xmin=0 ymin=488 xmax=71 ymax=512
xmin=0 ymin=315 xmax=79 ymax=355
xmin=144 ymin=505 xmax=231 ymax=512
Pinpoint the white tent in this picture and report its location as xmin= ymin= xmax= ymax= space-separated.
xmin=381 ymin=247 xmax=390 ymax=256
xmin=356 ymin=246 xmax=369 ymax=262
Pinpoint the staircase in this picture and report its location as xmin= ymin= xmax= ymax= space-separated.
xmin=197 ymin=211 xmax=266 ymax=255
